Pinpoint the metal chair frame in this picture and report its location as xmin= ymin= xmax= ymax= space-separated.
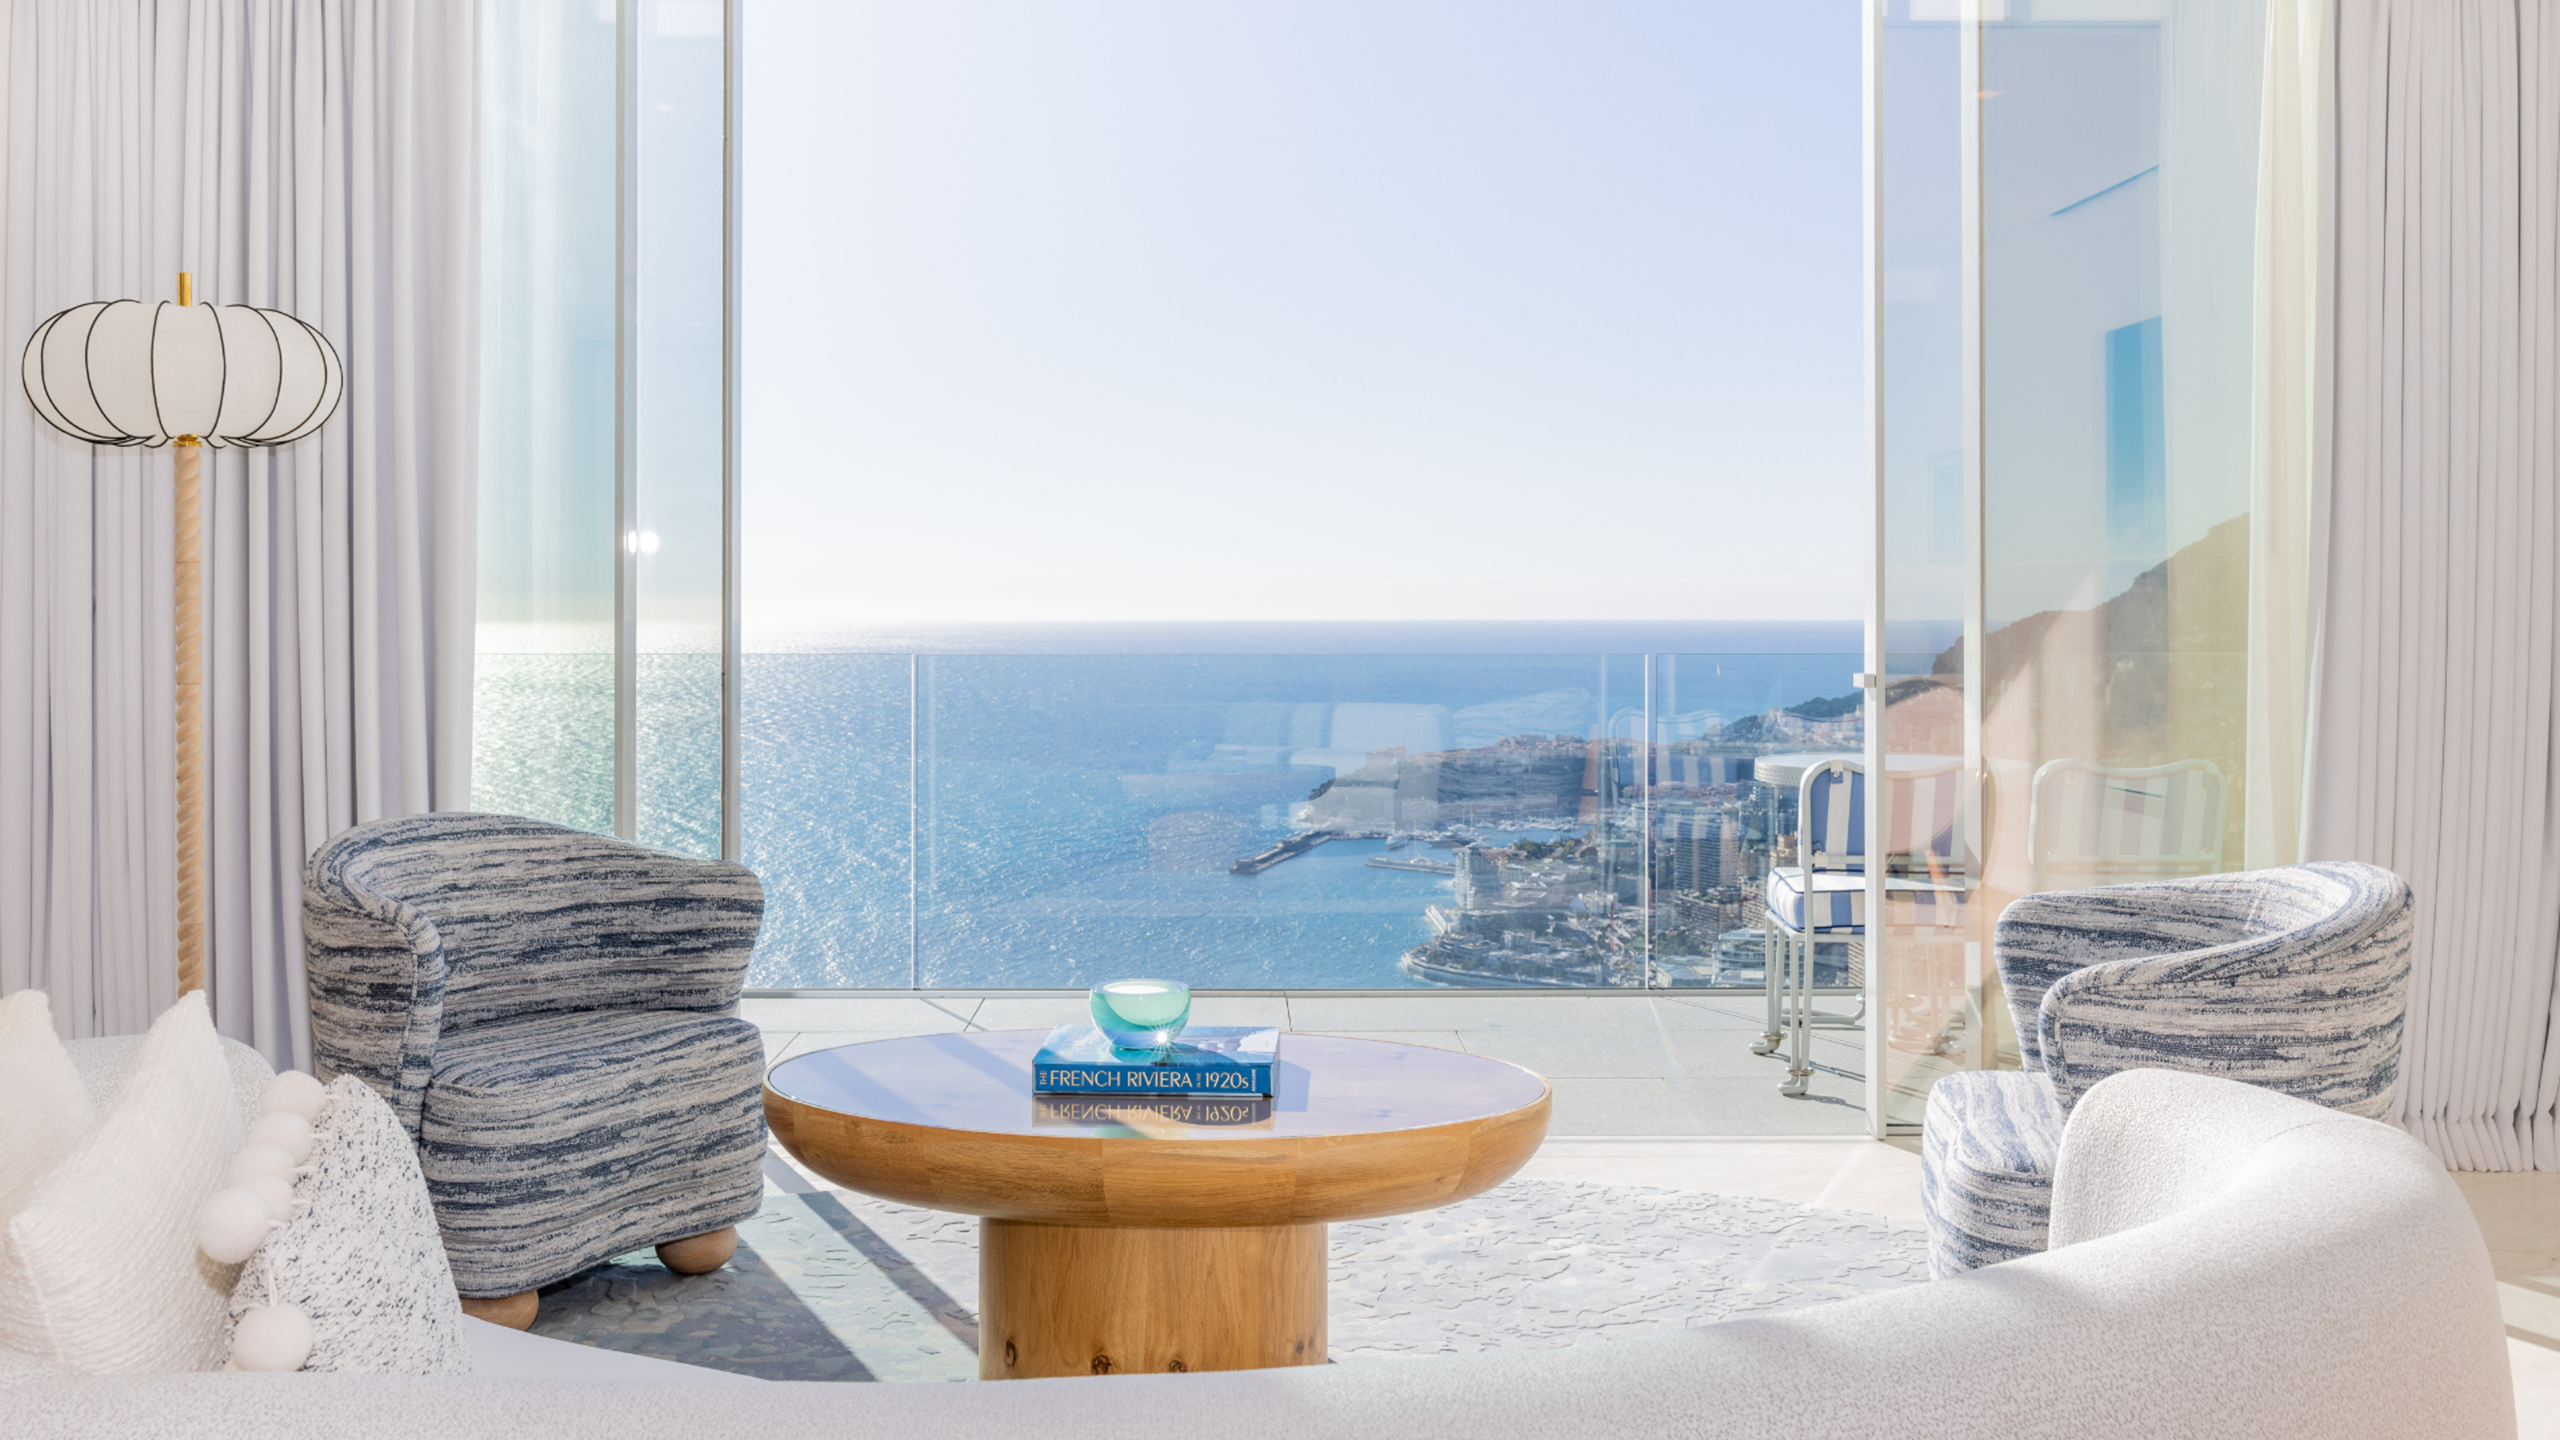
xmin=1756 ymin=757 xmax=1971 ymax=1097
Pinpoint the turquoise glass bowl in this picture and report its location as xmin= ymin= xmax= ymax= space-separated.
xmin=1089 ymin=979 xmax=1191 ymax=1054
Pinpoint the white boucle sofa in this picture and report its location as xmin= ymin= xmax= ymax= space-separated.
xmin=0 ymin=1067 xmax=2513 ymax=1440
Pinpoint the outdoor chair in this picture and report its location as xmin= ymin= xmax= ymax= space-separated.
xmin=1758 ymin=758 xmax=1970 ymax=1097
xmin=1919 ymin=859 xmax=2413 ymax=1278
xmin=2027 ymin=757 xmax=2227 ymax=894
xmin=302 ymin=812 xmax=769 ymax=1322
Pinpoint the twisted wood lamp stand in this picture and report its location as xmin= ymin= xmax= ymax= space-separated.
xmin=173 ymin=281 xmax=205 ymax=997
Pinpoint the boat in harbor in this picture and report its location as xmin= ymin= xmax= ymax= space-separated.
xmin=1365 ymin=856 xmax=1455 ymax=875
xmin=1229 ymin=830 xmax=1337 ymax=876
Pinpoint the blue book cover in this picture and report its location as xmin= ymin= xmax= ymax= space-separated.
xmin=1033 ymin=1025 xmax=1278 ymax=1096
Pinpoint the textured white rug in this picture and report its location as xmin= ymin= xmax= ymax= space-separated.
xmin=527 ymin=1174 xmax=1928 ymax=1381
xmin=1331 ymin=1182 xmax=1927 ymax=1355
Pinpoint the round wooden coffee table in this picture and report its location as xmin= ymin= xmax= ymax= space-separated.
xmin=763 ymin=1029 xmax=1549 ymax=1380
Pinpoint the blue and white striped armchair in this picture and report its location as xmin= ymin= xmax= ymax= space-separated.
xmin=303 ymin=813 xmax=769 ymax=1319
xmin=1920 ymin=860 xmax=2413 ymax=1278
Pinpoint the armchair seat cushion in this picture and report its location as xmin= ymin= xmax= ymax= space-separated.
xmin=1765 ymin=867 xmax=1864 ymax=933
xmin=1920 ymin=1069 xmax=2062 ymax=1279
xmin=1765 ymin=870 xmax=1969 ymax=935
xmin=418 ymin=1010 xmax=766 ymax=1297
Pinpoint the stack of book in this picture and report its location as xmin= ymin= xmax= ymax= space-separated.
xmin=1032 ymin=1025 xmax=1278 ymax=1098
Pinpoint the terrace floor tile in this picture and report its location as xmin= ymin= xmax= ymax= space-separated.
xmin=1456 ymin=1026 xmax=1679 ymax=1080
xmin=1662 ymin=1075 xmax=1869 ymax=1136
xmin=965 ymin=997 xmax=1093 ymax=1032
xmin=1185 ymin=995 xmax=1293 ymax=1028
xmin=1659 ymin=1029 xmax=1820 ymax=1081
xmin=1297 ymin=1030 xmax=1468 ymax=1052
xmin=1285 ymin=993 xmax=1642 ymax=1033
xmin=1542 ymin=1078 xmax=1711 ymax=1136
xmin=1647 ymin=992 xmax=1787 ymax=1030
xmin=741 ymin=997 xmax=976 ymax=1034
xmin=769 ymin=1031 xmax=947 ymax=1065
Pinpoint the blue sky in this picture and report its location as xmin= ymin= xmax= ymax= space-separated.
xmin=743 ymin=0 xmax=1864 ymax=629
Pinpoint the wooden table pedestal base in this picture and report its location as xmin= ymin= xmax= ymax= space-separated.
xmin=978 ymin=1218 xmax=1328 ymax=1379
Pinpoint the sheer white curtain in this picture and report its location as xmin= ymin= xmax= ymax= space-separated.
xmin=0 ymin=0 xmax=477 ymax=1066
xmin=2307 ymin=0 xmax=2560 ymax=1170
xmin=2244 ymin=0 xmax=2326 ymax=873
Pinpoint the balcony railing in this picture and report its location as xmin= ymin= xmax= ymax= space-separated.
xmin=471 ymin=648 xmax=1867 ymax=991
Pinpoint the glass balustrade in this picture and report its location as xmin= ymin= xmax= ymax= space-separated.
xmin=472 ymin=646 xmax=1870 ymax=991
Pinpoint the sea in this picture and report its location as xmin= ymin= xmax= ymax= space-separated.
xmin=468 ymin=621 xmax=1861 ymax=991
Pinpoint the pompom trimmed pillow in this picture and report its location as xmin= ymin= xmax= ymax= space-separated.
xmin=220 ymin=1075 xmax=469 ymax=1374
xmin=0 ymin=992 xmax=245 ymax=1372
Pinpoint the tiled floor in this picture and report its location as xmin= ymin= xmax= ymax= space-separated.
xmin=745 ymin=990 xmax=1871 ymax=1135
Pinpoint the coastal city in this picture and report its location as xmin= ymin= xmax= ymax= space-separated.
xmin=1231 ymin=696 xmax=1868 ymax=989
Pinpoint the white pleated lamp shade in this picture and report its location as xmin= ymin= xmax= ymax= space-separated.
xmin=20 ymin=299 xmax=342 ymax=449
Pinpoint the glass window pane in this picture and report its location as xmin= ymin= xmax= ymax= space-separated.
xmin=1874 ymin=0 xmax=2265 ymax=1126
xmin=740 ymin=2 xmax=1867 ymax=1001
xmin=634 ymin=1 xmax=727 ymax=859
xmin=1875 ymin=0 xmax=1977 ymax=1127
xmin=1978 ymin=0 xmax=2257 ymax=905
xmin=742 ymin=652 xmax=914 ymax=985
xmin=474 ymin=0 xmax=618 ymax=833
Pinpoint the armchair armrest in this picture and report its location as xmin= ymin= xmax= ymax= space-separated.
xmin=2007 ymin=860 xmax=2406 ymax=1112
xmin=304 ymin=841 xmax=449 ymax=1137
xmin=2034 ymin=870 xmax=2414 ymax=1117
xmin=1992 ymin=876 xmax=2267 ymax=1071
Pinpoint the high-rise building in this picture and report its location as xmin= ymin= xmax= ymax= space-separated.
xmin=1453 ymin=845 xmax=1500 ymax=909
xmin=1661 ymin=805 xmax=1738 ymax=893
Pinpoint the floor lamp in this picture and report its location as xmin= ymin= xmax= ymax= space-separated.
xmin=20 ymin=273 xmax=343 ymax=997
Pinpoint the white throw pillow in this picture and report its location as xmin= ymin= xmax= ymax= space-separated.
xmin=225 ymin=1076 xmax=470 ymax=1374
xmin=0 ymin=991 xmax=92 ymax=1219
xmin=65 ymin=1030 xmax=275 ymax=1135
xmin=0 ymin=992 xmax=244 ymax=1372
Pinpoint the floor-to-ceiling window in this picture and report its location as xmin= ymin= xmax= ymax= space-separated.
xmin=472 ymin=0 xmax=2282 ymax=1136
xmin=730 ymin=0 xmax=1870 ymax=995
xmin=476 ymin=0 xmax=728 ymax=855
xmin=1869 ymin=0 xmax=2267 ymax=1128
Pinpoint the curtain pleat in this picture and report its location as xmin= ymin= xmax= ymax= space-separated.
xmin=0 ymin=0 xmax=476 ymax=1066
xmin=2312 ymin=0 xmax=2560 ymax=1171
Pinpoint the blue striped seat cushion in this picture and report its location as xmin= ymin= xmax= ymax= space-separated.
xmin=1765 ymin=867 xmax=1864 ymax=933
xmin=1920 ymin=1069 xmax=2063 ymax=1279
xmin=418 ymin=1009 xmax=767 ymax=1297
xmin=1765 ymin=870 xmax=1968 ymax=933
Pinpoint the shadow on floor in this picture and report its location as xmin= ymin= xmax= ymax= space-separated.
xmin=528 ymin=1188 xmax=978 ymax=1382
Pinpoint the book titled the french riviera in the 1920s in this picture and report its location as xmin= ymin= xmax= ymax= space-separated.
xmin=1032 ymin=1025 xmax=1278 ymax=1097
xmin=1031 ymin=1095 xmax=1275 ymax=1128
